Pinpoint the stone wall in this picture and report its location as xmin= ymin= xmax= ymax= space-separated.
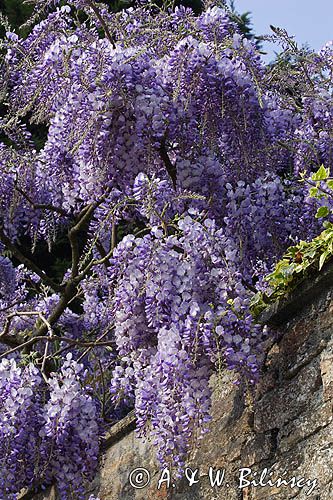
xmin=31 ymin=264 xmax=333 ymax=500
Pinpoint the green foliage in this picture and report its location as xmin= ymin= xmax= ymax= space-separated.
xmin=251 ymin=164 xmax=333 ymax=317
xmin=0 ymin=0 xmax=33 ymax=36
xmin=0 ymin=1 xmax=256 ymax=38
xmin=228 ymin=1 xmax=261 ymax=49
xmin=302 ymin=164 xmax=333 ymax=220
xmin=250 ymin=223 xmax=333 ymax=317
xmin=316 ymin=206 xmax=330 ymax=219
xmin=311 ymin=164 xmax=330 ymax=181
xmin=104 ymin=0 xmax=204 ymax=14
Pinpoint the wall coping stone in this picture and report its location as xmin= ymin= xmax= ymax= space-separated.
xmin=258 ymin=258 xmax=333 ymax=326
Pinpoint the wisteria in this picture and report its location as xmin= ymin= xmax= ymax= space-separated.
xmin=0 ymin=355 xmax=100 ymax=499
xmin=40 ymin=355 xmax=101 ymax=499
xmin=0 ymin=359 xmax=44 ymax=498
xmin=107 ymin=206 xmax=269 ymax=467
xmin=0 ymin=0 xmax=332 ymax=497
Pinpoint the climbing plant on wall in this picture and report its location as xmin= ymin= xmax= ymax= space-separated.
xmin=0 ymin=0 xmax=333 ymax=497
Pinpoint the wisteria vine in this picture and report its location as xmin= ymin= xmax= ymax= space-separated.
xmin=0 ymin=0 xmax=332 ymax=497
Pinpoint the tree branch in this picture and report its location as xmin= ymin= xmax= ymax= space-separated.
xmin=1 ymin=192 xmax=112 ymax=349
xmin=14 ymin=185 xmax=69 ymax=217
xmin=0 ymin=226 xmax=63 ymax=292
xmin=0 ymin=332 xmax=114 ymax=360
xmin=86 ymin=0 xmax=116 ymax=49
xmin=68 ymin=196 xmax=109 ymax=278
xmin=159 ymin=140 xmax=177 ymax=189
xmin=0 ymin=310 xmax=54 ymax=349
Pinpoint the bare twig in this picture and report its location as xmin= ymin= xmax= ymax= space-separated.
xmin=159 ymin=140 xmax=177 ymax=189
xmin=111 ymin=220 xmax=117 ymax=251
xmin=0 ymin=310 xmax=52 ymax=339
xmin=303 ymin=177 xmax=333 ymax=198
xmin=86 ymin=0 xmax=116 ymax=49
xmin=98 ymin=359 xmax=107 ymax=419
xmin=0 ymin=333 xmax=114 ymax=360
xmin=76 ymin=244 xmax=115 ymax=280
xmin=14 ymin=185 xmax=69 ymax=217
xmin=77 ymin=327 xmax=114 ymax=362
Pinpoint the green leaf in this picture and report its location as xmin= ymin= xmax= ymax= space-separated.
xmin=327 ymin=180 xmax=333 ymax=190
xmin=307 ymin=249 xmax=317 ymax=259
xmin=319 ymin=250 xmax=330 ymax=271
xmin=315 ymin=206 xmax=330 ymax=219
xmin=309 ymin=187 xmax=319 ymax=197
xmin=311 ymin=165 xmax=330 ymax=181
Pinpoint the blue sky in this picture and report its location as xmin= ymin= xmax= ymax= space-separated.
xmin=234 ymin=0 xmax=333 ymax=61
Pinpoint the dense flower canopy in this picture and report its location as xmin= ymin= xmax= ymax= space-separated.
xmin=0 ymin=0 xmax=332 ymax=497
